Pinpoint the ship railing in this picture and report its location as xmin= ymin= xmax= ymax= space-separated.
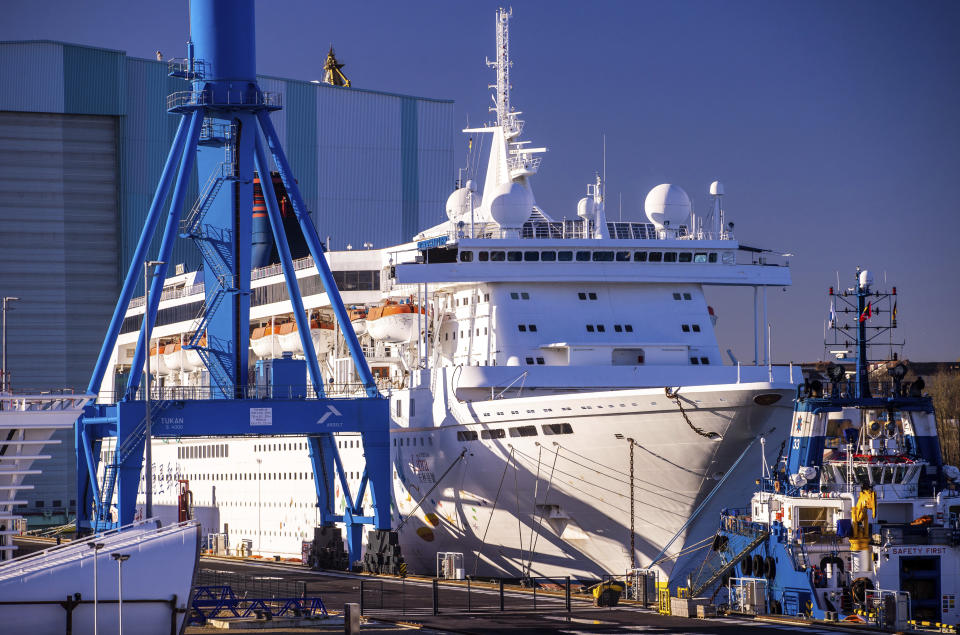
xmin=0 ymin=518 xmax=197 ymax=580
xmin=130 ymin=281 xmax=206 ymax=309
xmin=799 ymin=378 xmax=926 ymax=400
xmin=167 ymin=57 xmax=207 ymax=80
xmin=116 ymin=383 xmax=373 ymax=402
xmin=0 ymin=390 xmax=91 ymax=412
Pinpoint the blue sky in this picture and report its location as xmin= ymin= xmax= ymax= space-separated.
xmin=3 ymin=0 xmax=958 ymax=363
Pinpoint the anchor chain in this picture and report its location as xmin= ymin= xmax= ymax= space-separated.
xmin=665 ymin=387 xmax=721 ymax=440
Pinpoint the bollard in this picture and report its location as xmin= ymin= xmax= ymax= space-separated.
xmin=565 ymin=576 xmax=571 ymax=612
xmin=344 ymin=602 xmax=360 ymax=635
xmin=432 ymin=578 xmax=439 ymax=616
xmin=499 ymin=579 xmax=505 ymax=611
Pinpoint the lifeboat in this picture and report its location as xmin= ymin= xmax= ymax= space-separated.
xmin=349 ymin=307 xmax=368 ymax=336
xmin=272 ymin=320 xmax=336 ymax=356
xmin=251 ymin=325 xmax=279 ymax=358
xmin=366 ymin=301 xmax=424 ymax=342
xmin=182 ymin=335 xmax=204 ymax=371
xmin=163 ymin=343 xmax=182 ymax=372
xmin=147 ymin=345 xmax=169 ymax=375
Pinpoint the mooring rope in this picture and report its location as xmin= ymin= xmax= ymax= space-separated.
xmin=473 ymin=447 xmax=514 ymax=577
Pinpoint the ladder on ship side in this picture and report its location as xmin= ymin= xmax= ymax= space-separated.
xmin=96 ymin=399 xmax=171 ymax=529
xmin=689 ymin=530 xmax=770 ymax=598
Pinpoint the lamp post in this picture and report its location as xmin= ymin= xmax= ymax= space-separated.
xmin=1 ymin=296 xmax=20 ymax=393
xmin=111 ymin=553 xmax=131 ymax=634
xmin=87 ymin=541 xmax=105 ymax=635
xmin=143 ymin=260 xmax=165 ymax=520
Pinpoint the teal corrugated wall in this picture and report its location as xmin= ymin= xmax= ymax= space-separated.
xmin=400 ymin=97 xmax=419 ymax=241
xmin=284 ymin=80 xmax=318 ymax=220
xmin=62 ymin=44 xmax=125 ymax=115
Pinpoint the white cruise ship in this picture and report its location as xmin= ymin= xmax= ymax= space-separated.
xmin=101 ymin=8 xmax=795 ymax=583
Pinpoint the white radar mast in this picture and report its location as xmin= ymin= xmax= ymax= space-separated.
xmin=463 ymin=7 xmax=549 ymax=236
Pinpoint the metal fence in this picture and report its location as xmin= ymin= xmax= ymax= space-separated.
xmin=360 ymin=577 xmax=575 ymax=617
xmin=195 ymin=568 xmax=306 ymax=600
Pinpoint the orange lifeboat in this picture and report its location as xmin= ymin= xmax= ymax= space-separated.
xmin=366 ymin=300 xmax=424 ymax=342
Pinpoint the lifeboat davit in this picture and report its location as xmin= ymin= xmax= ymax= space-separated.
xmin=251 ymin=325 xmax=279 ymax=358
xmin=366 ymin=301 xmax=423 ymax=342
xmin=163 ymin=343 xmax=182 ymax=372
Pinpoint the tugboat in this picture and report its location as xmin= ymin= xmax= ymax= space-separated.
xmin=702 ymin=268 xmax=960 ymax=629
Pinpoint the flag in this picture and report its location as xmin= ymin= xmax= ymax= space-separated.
xmin=829 ymin=299 xmax=836 ymax=328
xmin=859 ymin=302 xmax=872 ymax=322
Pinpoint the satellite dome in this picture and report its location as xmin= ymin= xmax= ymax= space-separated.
xmin=577 ymin=196 xmax=596 ymax=220
xmin=709 ymin=180 xmax=725 ymax=197
xmin=445 ymin=186 xmax=477 ymax=221
xmin=644 ymin=184 xmax=691 ymax=229
xmin=859 ymin=270 xmax=874 ymax=291
xmin=488 ymin=181 xmax=533 ymax=229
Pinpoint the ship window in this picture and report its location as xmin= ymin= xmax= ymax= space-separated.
xmin=625 ymin=324 xmax=633 ymax=332
xmin=542 ymin=423 xmax=573 ymax=435
xmin=528 ymin=324 xmax=537 ymax=331
xmin=537 ymin=357 xmax=545 ymax=365
xmin=509 ymin=425 xmax=538 ymax=438
xmin=457 ymin=431 xmax=479 ymax=441
xmin=709 ymin=253 xmax=718 ymax=263
xmin=578 ymin=292 xmax=587 ymax=300
xmin=521 ymin=292 xmax=529 ymax=299
xmin=526 ymin=357 xmax=534 ymax=364
xmin=484 ymin=293 xmax=490 ymax=301
xmin=460 ymin=251 xmax=473 ymax=262
xmin=673 ymin=293 xmax=682 ymax=300
xmin=490 ymin=251 xmax=506 ymax=261
xmin=683 ymin=293 xmax=692 ymax=300
xmin=481 ymin=429 xmax=506 ymax=439
xmin=524 ymin=251 xmax=539 ymax=261
xmin=586 ymin=325 xmax=595 ymax=332
xmin=396 ymin=400 xmax=402 ymax=417
xmin=541 ymin=251 xmax=556 ymax=262
xmin=510 ymin=292 xmax=519 ymax=299
xmin=682 ymin=324 xmax=691 ymax=332
xmin=576 ymin=251 xmax=591 ymax=262
xmin=592 ymin=251 xmax=614 ymax=262
xmin=679 ymin=252 xmax=692 ymax=263
xmin=558 ymin=251 xmax=573 ymax=261
xmin=518 ymin=324 xmax=527 ymax=332
xmin=635 ymin=251 xmax=647 ymax=262
xmin=507 ymin=251 xmax=522 ymax=262
xmin=692 ymin=324 xmax=701 ymax=332
xmin=690 ymin=357 xmax=700 ymax=364
xmin=479 ymin=251 xmax=489 ymax=261
xmin=616 ymin=251 xmax=631 ymax=262
xmin=694 ymin=253 xmax=708 ymax=263
xmin=648 ymin=252 xmax=663 ymax=262
xmin=588 ymin=292 xmax=597 ymax=300
xmin=410 ymin=399 xmax=415 ymax=416
xmin=614 ymin=324 xmax=623 ymax=333
xmin=596 ymin=324 xmax=605 ymax=332
xmin=700 ymin=357 xmax=710 ymax=365
xmin=664 ymin=252 xmax=677 ymax=263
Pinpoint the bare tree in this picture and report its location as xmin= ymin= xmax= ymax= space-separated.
xmin=928 ymin=371 xmax=960 ymax=467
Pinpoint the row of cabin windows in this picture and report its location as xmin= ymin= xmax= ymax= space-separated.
xmin=456 ymin=423 xmax=573 ymax=442
xmin=673 ymin=292 xmax=694 ymax=301
xmin=510 ymin=292 xmax=530 ymax=300
xmin=517 ymin=324 xmax=538 ymax=332
xmin=578 ymin=292 xmax=598 ymax=300
xmin=444 ymin=327 xmax=489 ymax=341
xmin=392 ymin=436 xmax=432 ymax=447
xmin=691 ymin=357 xmax=711 ymax=365
xmin=253 ymin=442 xmax=308 ymax=452
xmin=177 ymin=471 xmax=314 ymax=481
xmin=178 ymin=444 xmax=229 ymax=459
xmin=456 ymin=293 xmax=491 ymax=305
xmin=682 ymin=324 xmax=702 ymax=333
xmin=526 ymin=357 xmax=546 ymax=365
xmin=460 ymin=250 xmax=720 ymax=264
xmin=33 ymin=499 xmax=75 ymax=509
xmin=586 ymin=324 xmax=634 ymax=333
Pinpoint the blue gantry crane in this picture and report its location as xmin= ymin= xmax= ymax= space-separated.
xmin=76 ymin=0 xmax=390 ymax=567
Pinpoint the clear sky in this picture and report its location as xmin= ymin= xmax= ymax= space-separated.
xmin=3 ymin=0 xmax=958 ymax=364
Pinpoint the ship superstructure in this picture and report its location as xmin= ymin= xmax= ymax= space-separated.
xmin=707 ymin=270 xmax=960 ymax=627
xmin=100 ymin=8 xmax=796 ymax=582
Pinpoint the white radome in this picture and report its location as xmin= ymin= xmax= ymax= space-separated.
xmin=445 ymin=186 xmax=478 ymax=221
xmin=644 ymin=183 xmax=691 ymax=229
xmin=709 ymin=180 xmax=725 ymax=197
xmin=488 ymin=181 xmax=533 ymax=229
xmin=577 ymin=196 xmax=596 ymax=220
